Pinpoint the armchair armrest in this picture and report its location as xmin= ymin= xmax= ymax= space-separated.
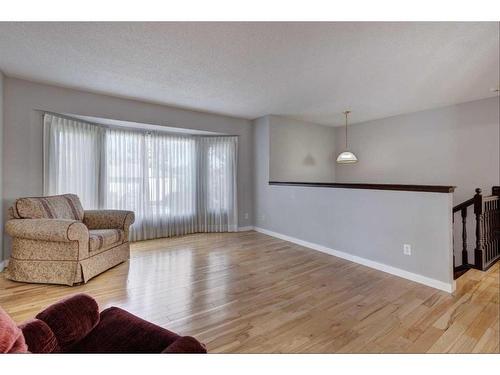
xmin=5 ymin=219 xmax=88 ymax=242
xmin=83 ymin=210 xmax=135 ymax=231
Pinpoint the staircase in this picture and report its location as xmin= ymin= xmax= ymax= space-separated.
xmin=453 ymin=187 xmax=500 ymax=279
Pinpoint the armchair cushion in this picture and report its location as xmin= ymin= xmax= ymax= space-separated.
xmin=89 ymin=229 xmax=125 ymax=253
xmin=13 ymin=194 xmax=84 ymax=221
xmin=83 ymin=210 xmax=135 ymax=230
xmin=5 ymin=219 xmax=89 ymax=243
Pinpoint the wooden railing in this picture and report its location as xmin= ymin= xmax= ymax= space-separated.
xmin=453 ymin=187 xmax=500 ymax=274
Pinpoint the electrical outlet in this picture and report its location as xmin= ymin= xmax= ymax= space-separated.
xmin=403 ymin=244 xmax=412 ymax=256
xmin=244 ymin=213 xmax=249 ymax=220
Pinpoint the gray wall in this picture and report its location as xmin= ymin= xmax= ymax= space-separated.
xmin=269 ymin=115 xmax=335 ymax=182
xmin=333 ymin=97 xmax=500 ymax=204
xmin=333 ymin=97 xmax=500 ymax=264
xmin=265 ymin=98 xmax=499 ymax=266
xmin=2 ymin=77 xmax=254 ymax=259
xmin=254 ymin=115 xmax=454 ymax=289
xmin=267 ymin=98 xmax=499 ymax=204
xmin=0 ymin=72 xmax=3 ymax=263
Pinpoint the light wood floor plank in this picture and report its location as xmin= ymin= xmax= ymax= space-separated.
xmin=0 ymin=231 xmax=498 ymax=353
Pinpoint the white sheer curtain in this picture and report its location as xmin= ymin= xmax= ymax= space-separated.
xmin=43 ymin=113 xmax=238 ymax=241
xmin=43 ymin=114 xmax=101 ymax=209
xmin=103 ymin=128 xmax=198 ymax=240
xmin=196 ymin=136 xmax=238 ymax=233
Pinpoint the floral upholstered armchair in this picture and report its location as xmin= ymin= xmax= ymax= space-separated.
xmin=5 ymin=194 xmax=135 ymax=286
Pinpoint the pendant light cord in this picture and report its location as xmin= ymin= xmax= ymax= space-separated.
xmin=344 ymin=111 xmax=350 ymax=149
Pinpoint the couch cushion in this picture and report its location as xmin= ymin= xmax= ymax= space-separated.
xmin=14 ymin=194 xmax=84 ymax=221
xmin=89 ymin=229 xmax=124 ymax=253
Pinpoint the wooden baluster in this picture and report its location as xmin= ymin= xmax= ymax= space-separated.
xmin=461 ymin=207 xmax=468 ymax=266
xmin=485 ymin=202 xmax=490 ymax=264
xmin=497 ymin=200 xmax=500 ymax=262
xmin=497 ymin=200 xmax=500 ymax=261
xmin=484 ymin=201 xmax=488 ymax=264
xmin=488 ymin=201 xmax=492 ymax=263
xmin=474 ymin=188 xmax=484 ymax=270
xmin=452 ymin=213 xmax=455 ymax=268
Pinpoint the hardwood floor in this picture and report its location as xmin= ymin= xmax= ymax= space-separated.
xmin=0 ymin=231 xmax=498 ymax=353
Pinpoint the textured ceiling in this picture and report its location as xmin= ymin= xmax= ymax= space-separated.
xmin=0 ymin=22 xmax=498 ymax=125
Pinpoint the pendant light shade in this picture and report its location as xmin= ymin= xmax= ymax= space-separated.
xmin=336 ymin=110 xmax=358 ymax=164
xmin=336 ymin=151 xmax=358 ymax=163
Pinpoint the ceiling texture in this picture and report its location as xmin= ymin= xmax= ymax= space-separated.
xmin=0 ymin=22 xmax=498 ymax=125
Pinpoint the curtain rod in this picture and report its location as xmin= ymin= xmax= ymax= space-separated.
xmin=39 ymin=110 xmax=240 ymax=138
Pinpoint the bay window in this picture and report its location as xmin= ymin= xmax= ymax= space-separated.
xmin=43 ymin=113 xmax=238 ymax=241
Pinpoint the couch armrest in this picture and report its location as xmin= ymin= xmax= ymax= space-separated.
xmin=35 ymin=294 xmax=99 ymax=351
xmin=162 ymin=336 xmax=207 ymax=353
xmin=19 ymin=319 xmax=60 ymax=353
xmin=5 ymin=219 xmax=88 ymax=242
xmin=83 ymin=210 xmax=135 ymax=230
xmin=72 ymin=306 xmax=179 ymax=353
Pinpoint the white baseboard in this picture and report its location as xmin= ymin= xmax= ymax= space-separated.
xmin=254 ymin=226 xmax=454 ymax=293
xmin=238 ymin=226 xmax=255 ymax=232
xmin=0 ymin=259 xmax=9 ymax=273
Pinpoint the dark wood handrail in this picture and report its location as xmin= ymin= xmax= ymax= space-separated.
xmin=269 ymin=181 xmax=455 ymax=193
xmin=483 ymin=195 xmax=499 ymax=202
xmin=453 ymin=197 xmax=475 ymax=213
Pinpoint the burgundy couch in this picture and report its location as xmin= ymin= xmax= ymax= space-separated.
xmin=18 ymin=294 xmax=206 ymax=353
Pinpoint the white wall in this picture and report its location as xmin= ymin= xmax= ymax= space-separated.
xmin=269 ymin=115 xmax=335 ymax=182
xmin=2 ymin=77 xmax=254 ymax=260
xmin=253 ymin=115 xmax=455 ymax=292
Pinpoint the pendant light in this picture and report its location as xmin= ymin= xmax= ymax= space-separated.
xmin=336 ymin=110 xmax=358 ymax=164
